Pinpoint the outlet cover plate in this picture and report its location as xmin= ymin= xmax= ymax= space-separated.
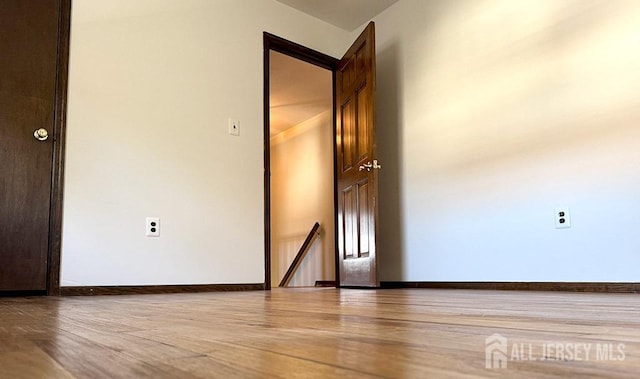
xmin=554 ymin=208 xmax=571 ymax=229
xmin=146 ymin=217 xmax=160 ymax=237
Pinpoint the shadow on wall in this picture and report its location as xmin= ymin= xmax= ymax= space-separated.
xmin=377 ymin=40 xmax=404 ymax=282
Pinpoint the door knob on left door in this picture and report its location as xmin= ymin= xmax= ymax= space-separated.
xmin=33 ymin=128 xmax=49 ymax=141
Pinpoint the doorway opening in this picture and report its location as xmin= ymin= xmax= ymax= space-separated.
xmin=263 ymin=34 xmax=339 ymax=289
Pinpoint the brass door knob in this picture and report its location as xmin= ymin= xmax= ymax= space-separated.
xmin=33 ymin=128 xmax=49 ymax=141
xmin=358 ymin=160 xmax=382 ymax=172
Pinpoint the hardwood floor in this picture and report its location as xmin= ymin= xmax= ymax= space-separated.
xmin=1 ymin=288 xmax=639 ymax=378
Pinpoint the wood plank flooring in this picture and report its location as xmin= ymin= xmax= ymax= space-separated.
xmin=1 ymin=288 xmax=639 ymax=378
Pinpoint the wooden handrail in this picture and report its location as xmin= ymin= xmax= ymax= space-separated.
xmin=279 ymin=222 xmax=321 ymax=287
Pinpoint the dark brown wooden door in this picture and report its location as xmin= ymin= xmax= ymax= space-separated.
xmin=0 ymin=0 xmax=60 ymax=291
xmin=336 ymin=22 xmax=379 ymax=287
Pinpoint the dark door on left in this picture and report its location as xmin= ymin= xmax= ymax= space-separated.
xmin=0 ymin=0 xmax=61 ymax=291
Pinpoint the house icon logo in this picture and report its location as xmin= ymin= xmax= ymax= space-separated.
xmin=485 ymin=334 xmax=508 ymax=369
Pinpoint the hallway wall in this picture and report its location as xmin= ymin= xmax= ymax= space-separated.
xmin=270 ymin=111 xmax=335 ymax=287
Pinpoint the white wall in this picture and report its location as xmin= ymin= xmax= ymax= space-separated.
xmin=270 ymin=111 xmax=335 ymax=287
xmin=61 ymin=0 xmax=352 ymax=286
xmin=371 ymin=0 xmax=640 ymax=281
xmin=64 ymin=0 xmax=640 ymax=286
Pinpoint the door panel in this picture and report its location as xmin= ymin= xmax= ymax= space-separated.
xmin=342 ymin=186 xmax=357 ymax=258
xmin=336 ymin=22 xmax=379 ymax=287
xmin=358 ymin=180 xmax=370 ymax=257
xmin=357 ymin=87 xmax=369 ymax=161
xmin=341 ymin=99 xmax=356 ymax=170
xmin=0 ymin=0 xmax=60 ymax=291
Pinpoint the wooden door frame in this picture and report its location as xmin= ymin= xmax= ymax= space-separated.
xmin=263 ymin=33 xmax=339 ymax=290
xmin=46 ymin=0 xmax=72 ymax=296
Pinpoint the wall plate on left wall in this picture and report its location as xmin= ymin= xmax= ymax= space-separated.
xmin=229 ymin=118 xmax=240 ymax=136
xmin=146 ymin=217 xmax=160 ymax=237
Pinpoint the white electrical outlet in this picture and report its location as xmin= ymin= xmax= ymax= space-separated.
xmin=146 ymin=217 xmax=160 ymax=237
xmin=228 ymin=117 xmax=239 ymax=136
xmin=554 ymin=208 xmax=571 ymax=229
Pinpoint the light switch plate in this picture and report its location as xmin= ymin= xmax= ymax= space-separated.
xmin=228 ymin=118 xmax=239 ymax=136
